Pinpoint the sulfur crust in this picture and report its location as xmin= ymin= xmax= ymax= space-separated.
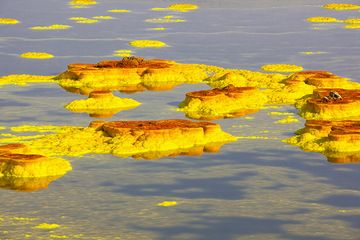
xmin=65 ymin=95 xmax=141 ymax=114
xmin=275 ymin=116 xmax=299 ymax=124
xmin=34 ymin=223 xmax=60 ymax=229
xmin=152 ymin=4 xmax=198 ymax=12
xmin=108 ymin=9 xmax=131 ymax=13
xmin=343 ymin=18 xmax=360 ymax=24
xmin=145 ymin=18 xmax=186 ymax=23
xmin=322 ymin=3 xmax=360 ymax=10
xmin=0 ymin=74 xmax=56 ymax=87
xmin=344 ymin=24 xmax=360 ymax=29
xmin=30 ymin=25 xmax=71 ymax=30
xmin=306 ymin=16 xmax=340 ymax=23
xmin=92 ymin=16 xmax=114 ymax=20
xmin=69 ymin=0 xmax=97 ymax=5
xmin=261 ymin=64 xmax=303 ymax=73
xmin=0 ymin=18 xmax=20 ymax=24
xmin=20 ymin=52 xmax=54 ymax=59
xmin=129 ymin=40 xmax=168 ymax=48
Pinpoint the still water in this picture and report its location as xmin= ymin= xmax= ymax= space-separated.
xmin=1 ymin=0 xmax=360 ymax=239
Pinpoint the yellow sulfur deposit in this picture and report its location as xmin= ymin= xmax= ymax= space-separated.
xmin=10 ymin=120 xmax=236 ymax=159
xmin=145 ymin=17 xmax=186 ymax=23
xmin=76 ymin=19 xmax=98 ymax=24
xmin=30 ymin=25 xmax=71 ymax=30
xmin=0 ymin=74 xmax=55 ymax=87
xmin=0 ymin=143 xmax=72 ymax=178
xmin=64 ymin=90 xmax=141 ymax=117
xmin=20 ymin=52 xmax=54 ymax=59
xmin=299 ymin=52 xmax=326 ymax=55
xmin=151 ymin=3 xmax=198 ymax=12
xmin=0 ymin=18 xmax=20 ymax=24
xmin=157 ymin=201 xmax=177 ymax=207
xmin=34 ymin=223 xmax=60 ymax=229
xmin=113 ymin=49 xmax=133 ymax=57
xmin=148 ymin=27 xmax=166 ymax=31
xmin=260 ymin=64 xmax=303 ymax=73
xmin=322 ymin=3 xmax=360 ymax=10
xmin=275 ymin=115 xmax=299 ymax=124
xmin=69 ymin=0 xmax=97 ymax=5
xmin=69 ymin=17 xmax=89 ymax=21
xmin=343 ymin=18 xmax=360 ymax=24
xmin=129 ymin=40 xmax=168 ymax=48
xmin=178 ymin=85 xmax=267 ymax=120
xmin=92 ymin=16 xmax=114 ymax=20
xmin=306 ymin=16 xmax=340 ymax=23
xmin=107 ymin=9 xmax=131 ymax=13
xmin=344 ymin=24 xmax=360 ymax=29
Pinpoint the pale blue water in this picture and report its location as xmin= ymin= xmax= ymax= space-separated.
xmin=0 ymin=0 xmax=360 ymax=239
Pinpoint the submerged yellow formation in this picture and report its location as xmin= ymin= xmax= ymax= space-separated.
xmin=322 ymin=3 xmax=360 ymax=10
xmin=7 ymin=120 xmax=236 ymax=159
xmin=178 ymin=85 xmax=266 ymax=120
xmin=65 ymin=90 xmax=141 ymax=117
xmin=261 ymin=64 xmax=303 ymax=73
xmin=0 ymin=18 xmax=20 ymax=24
xmin=20 ymin=52 xmax=54 ymax=59
xmin=129 ymin=40 xmax=168 ymax=48
xmin=30 ymin=25 xmax=72 ymax=30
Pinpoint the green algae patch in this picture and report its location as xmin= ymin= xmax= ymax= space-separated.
xmin=65 ymin=90 xmax=141 ymax=117
xmin=20 ymin=52 xmax=54 ymax=59
xmin=322 ymin=3 xmax=360 ymax=10
xmin=129 ymin=40 xmax=168 ymax=48
xmin=0 ymin=18 xmax=20 ymax=24
xmin=30 ymin=25 xmax=71 ymax=30
xmin=178 ymin=85 xmax=266 ymax=120
xmin=0 ymin=74 xmax=55 ymax=87
xmin=261 ymin=64 xmax=303 ymax=73
xmin=34 ymin=223 xmax=61 ymax=229
xmin=306 ymin=16 xmax=340 ymax=23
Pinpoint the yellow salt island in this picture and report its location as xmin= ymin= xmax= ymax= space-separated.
xmin=30 ymin=25 xmax=71 ymax=30
xmin=20 ymin=52 xmax=54 ymax=59
xmin=260 ymin=64 xmax=303 ymax=73
xmin=65 ymin=90 xmax=141 ymax=118
xmin=0 ymin=18 xmax=20 ymax=24
xmin=0 ymin=143 xmax=72 ymax=178
xmin=322 ymin=3 xmax=360 ymax=10
xmin=296 ymin=88 xmax=360 ymax=120
xmin=56 ymin=57 xmax=222 ymax=91
xmin=11 ymin=120 xmax=236 ymax=159
xmin=178 ymin=85 xmax=267 ymax=120
xmin=306 ymin=16 xmax=340 ymax=23
xmin=285 ymin=120 xmax=360 ymax=164
xmin=129 ymin=40 xmax=168 ymax=48
xmin=0 ymin=74 xmax=55 ymax=87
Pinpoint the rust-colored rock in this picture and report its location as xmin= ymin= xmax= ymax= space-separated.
xmin=286 ymin=70 xmax=352 ymax=88
xmin=95 ymin=57 xmax=173 ymax=69
xmin=185 ymin=85 xmax=258 ymax=100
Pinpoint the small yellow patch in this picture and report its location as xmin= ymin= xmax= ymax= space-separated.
xmin=145 ymin=17 xmax=186 ymax=23
xmin=69 ymin=0 xmax=97 ymax=5
xmin=306 ymin=16 xmax=340 ymax=23
xmin=30 ymin=24 xmax=71 ymax=30
xmin=0 ymin=74 xmax=55 ymax=87
xmin=275 ymin=116 xmax=299 ymax=124
xmin=113 ymin=49 xmax=133 ymax=57
xmin=157 ymin=201 xmax=177 ymax=207
xmin=107 ymin=9 xmax=131 ymax=13
xmin=322 ymin=3 xmax=360 ymax=10
xmin=148 ymin=27 xmax=166 ymax=31
xmin=299 ymin=51 xmax=326 ymax=55
xmin=76 ymin=19 xmax=99 ymax=24
xmin=34 ymin=223 xmax=60 ymax=229
xmin=343 ymin=18 xmax=360 ymax=24
xmin=50 ymin=235 xmax=68 ymax=239
xmin=151 ymin=3 xmax=198 ymax=12
xmin=344 ymin=24 xmax=360 ymax=29
xmin=69 ymin=17 xmax=89 ymax=21
xmin=0 ymin=18 xmax=20 ymax=24
xmin=13 ymin=217 xmax=37 ymax=221
xmin=92 ymin=16 xmax=114 ymax=20
xmin=260 ymin=64 xmax=303 ymax=73
xmin=20 ymin=52 xmax=54 ymax=59
xmin=129 ymin=40 xmax=168 ymax=48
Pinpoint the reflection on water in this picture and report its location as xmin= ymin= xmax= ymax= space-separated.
xmin=0 ymin=175 xmax=64 ymax=192
xmin=1 ymin=0 xmax=360 ymax=239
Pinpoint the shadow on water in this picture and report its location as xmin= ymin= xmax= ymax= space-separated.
xmin=131 ymin=215 xmax=332 ymax=240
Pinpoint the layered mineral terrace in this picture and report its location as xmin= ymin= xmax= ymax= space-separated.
xmin=178 ymin=85 xmax=266 ymax=120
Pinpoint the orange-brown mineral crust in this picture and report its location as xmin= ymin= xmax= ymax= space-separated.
xmin=185 ymin=85 xmax=258 ymax=100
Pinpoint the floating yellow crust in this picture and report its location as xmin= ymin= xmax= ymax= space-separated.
xmin=299 ymin=51 xmax=326 ymax=55
xmin=151 ymin=3 xmax=198 ymax=12
xmin=0 ymin=18 xmax=20 ymax=24
xmin=34 ymin=223 xmax=60 ymax=229
xmin=157 ymin=201 xmax=177 ymax=207
xmin=296 ymin=88 xmax=360 ymax=120
xmin=261 ymin=64 xmax=303 ymax=73
xmin=92 ymin=16 xmax=114 ymax=20
xmin=145 ymin=17 xmax=186 ymax=23
xmin=56 ymin=57 xmax=221 ymax=90
xmin=343 ymin=18 xmax=360 ymax=24
xmin=107 ymin=9 xmax=131 ymax=13
xmin=20 ymin=52 xmax=54 ymax=59
xmin=285 ymin=120 xmax=360 ymax=163
xmin=0 ymin=143 xmax=71 ymax=178
xmin=306 ymin=16 xmax=340 ymax=23
xmin=76 ymin=19 xmax=98 ymax=24
xmin=322 ymin=3 xmax=360 ymax=10
xmin=129 ymin=40 xmax=168 ymax=48
xmin=178 ymin=85 xmax=267 ymax=120
xmin=0 ymin=74 xmax=55 ymax=87
xmin=275 ymin=115 xmax=299 ymax=124
xmin=64 ymin=90 xmax=141 ymax=117
xmin=113 ymin=49 xmax=133 ymax=57
xmin=30 ymin=25 xmax=72 ymax=30
xmin=69 ymin=0 xmax=97 ymax=5
xmin=148 ymin=27 xmax=166 ymax=31
xmin=15 ymin=120 xmax=235 ymax=159
xmin=344 ymin=24 xmax=360 ymax=29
